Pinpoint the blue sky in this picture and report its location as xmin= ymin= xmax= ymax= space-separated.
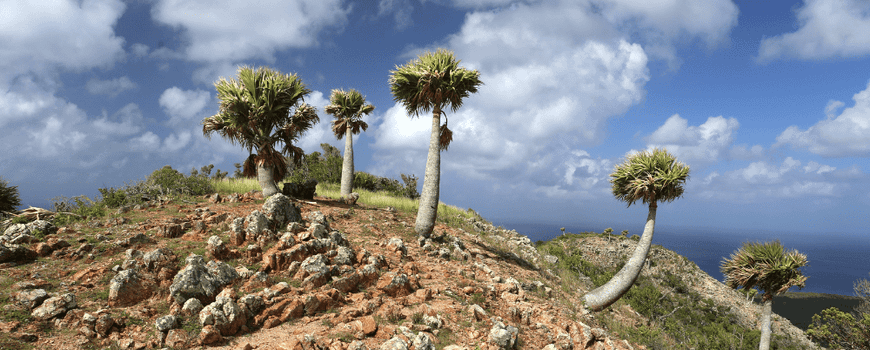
xmin=3 ymin=0 xmax=870 ymax=238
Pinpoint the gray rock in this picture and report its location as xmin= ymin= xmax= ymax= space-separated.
xmin=300 ymin=254 xmax=330 ymax=276
xmin=95 ymin=313 xmax=114 ymax=337
xmin=17 ymin=288 xmax=48 ymax=309
xmin=9 ymin=234 xmax=36 ymax=245
xmin=544 ymin=254 xmax=559 ymax=265
xmin=329 ymin=231 xmax=350 ymax=247
xmin=308 ymin=224 xmax=329 ymax=239
xmin=489 ymin=321 xmax=519 ymax=349
xmin=412 ymin=333 xmax=435 ymax=350
xmin=155 ymin=315 xmax=178 ymax=332
xmin=237 ymin=294 xmax=265 ymax=319
xmin=109 ymin=269 xmax=150 ymax=307
xmin=182 ymin=298 xmax=204 ymax=315
xmin=31 ymin=293 xmax=76 ymax=320
xmin=28 ymin=220 xmax=58 ymax=236
xmin=306 ymin=211 xmax=328 ymax=225
xmin=333 ymin=246 xmax=355 ymax=266
xmin=379 ymin=336 xmax=408 ymax=350
xmin=206 ymin=260 xmax=239 ymax=286
xmin=386 ymin=237 xmax=407 ymax=255
xmin=207 ymin=235 xmax=228 ymax=259
xmin=262 ymin=193 xmax=301 ymax=230
xmin=423 ymin=315 xmax=442 ymax=329
xmin=142 ymin=248 xmax=175 ymax=270
xmin=244 ymin=210 xmax=269 ymax=239
xmin=348 ymin=340 xmax=369 ymax=350
xmin=169 ymin=255 xmax=218 ymax=305
xmin=199 ymin=297 xmax=245 ymax=336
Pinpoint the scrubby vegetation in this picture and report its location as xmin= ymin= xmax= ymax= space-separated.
xmin=536 ymin=233 xmax=805 ymax=350
xmin=0 ymin=176 xmax=22 ymax=218
xmin=807 ymin=273 xmax=870 ymax=349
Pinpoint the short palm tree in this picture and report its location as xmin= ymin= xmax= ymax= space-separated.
xmin=324 ymin=88 xmax=374 ymax=197
xmin=389 ymin=48 xmax=483 ymax=237
xmin=202 ymin=66 xmax=319 ymax=198
xmin=0 ymin=176 xmax=21 ymax=217
xmin=583 ymin=148 xmax=690 ymax=311
xmin=721 ymin=240 xmax=809 ymax=350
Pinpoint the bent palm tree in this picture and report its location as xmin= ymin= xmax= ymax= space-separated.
xmin=389 ymin=48 xmax=483 ymax=237
xmin=721 ymin=240 xmax=808 ymax=350
xmin=583 ymin=148 xmax=690 ymax=311
xmin=202 ymin=66 xmax=319 ymax=197
xmin=324 ymin=89 xmax=374 ymax=197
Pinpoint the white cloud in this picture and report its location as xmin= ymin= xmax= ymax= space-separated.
xmin=296 ymin=91 xmax=344 ymax=154
xmin=775 ymin=80 xmax=870 ymax=157
xmin=159 ymin=87 xmax=212 ymax=126
xmin=646 ymin=114 xmax=740 ymax=163
xmin=151 ymin=0 xmax=349 ymax=63
xmin=131 ymin=43 xmax=150 ymax=57
xmin=697 ymin=157 xmax=851 ymax=200
xmin=372 ymin=0 xmax=738 ymax=198
xmin=0 ymin=0 xmax=126 ymax=83
xmin=379 ymin=0 xmax=414 ymax=30
xmin=129 ymin=132 xmax=161 ymax=152
xmin=758 ymin=0 xmax=870 ymax=62
xmin=93 ymin=103 xmax=144 ymax=136
xmin=86 ymin=76 xmax=137 ymax=97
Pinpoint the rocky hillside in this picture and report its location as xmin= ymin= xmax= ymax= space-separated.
xmin=0 ymin=190 xmax=822 ymax=350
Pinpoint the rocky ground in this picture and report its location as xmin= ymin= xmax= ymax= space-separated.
xmin=0 ymin=190 xmax=821 ymax=350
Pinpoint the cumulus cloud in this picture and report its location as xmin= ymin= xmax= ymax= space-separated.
xmin=757 ymin=0 xmax=870 ymax=62
xmin=0 ymin=0 xmax=126 ymax=84
xmin=159 ymin=87 xmax=212 ymax=126
xmin=86 ymin=76 xmax=137 ymax=97
xmin=378 ymin=0 xmax=414 ymax=30
xmin=371 ymin=0 xmax=739 ymax=198
xmin=645 ymin=114 xmax=740 ymax=163
xmin=151 ymin=0 xmax=349 ymax=63
xmin=696 ymin=157 xmax=855 ymax=200
xmin=775 ymin=80 xmax=870 ymax=157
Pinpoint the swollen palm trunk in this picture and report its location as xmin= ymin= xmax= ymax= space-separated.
xmin=340 ymin=128 xmax=354 ymax=197
xmin=759 ymin=299 xmax=772 ymax=350
xmin=414 ymin=110 xmax=441 ymax=237
xmin=257 ymin=162 xmax=280 ymax=198
xmin=584 ymin=203 xmax=657 ymax=311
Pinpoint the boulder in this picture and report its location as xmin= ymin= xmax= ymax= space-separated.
xmin=182 ymin=298 xmax=204 ymax=316
xmin=31 ymin=293 xmax=76 ymax=320
xmin=208 ymin=193 xmax=221 ymax=203
xmin=109 ymin=269 xmax=151 ymax=307
xmin=199 ymin=297 xmax=246 ymax=336
xmin=488 ymin=321 xmax=519 ymax=349
xmin=94 ymin=313 xmax=114 ymax=337
xmin=282 ymin=179 xmax=317 ymax=200
xmin=142 ymin=248 xmax=177 ymax=271
xmin=206 ymin=235 xmax=229 ymax=260
xmin=379 ymin=337 xmax=408 ymax=350
xmin=17 ymin=288 xmax=49 ymax=309
xmin=156 ymin=224 xmax=183 ymax=238
xmin=412 ymin=333 xmax=435 ymax=350
xmin=244 ymin=210 xmax=269 ymax=239
xmin=262 ymin=194 xmax=301 ymax=230
xmin=155 ymin=315 xmax=178 ymax=332
xmin=0 ymin=243 xmax=36 ymax=263
xmin=206 ymin=260 xmax=239 ymax=287
xmin=343 ymin=192 xmax=360 ymax=205
xmin=169 ymin=255 xmax=219 ymax=305
xmin=376 ymin=272 xmax=414 ymax=297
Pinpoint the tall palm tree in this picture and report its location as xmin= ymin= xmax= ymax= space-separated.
xmin=721 ymin=240 xmax=809 ymax=350
xmin=202 ymin=66 xmax=319 ymax=198
xmin=583 ymin=148 xmax=690 ymax=311
xmin=389 ymin=48 xmax=483 ymax=237
xmin=324 ymin=88 xmax=375 ymax=197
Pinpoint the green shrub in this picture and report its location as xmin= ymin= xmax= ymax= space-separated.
xmin=97 ymin=187 xmax=127 ymax=208
xmin=0 ymin=176 xmax=21 ymax=216
xmin=145 ymin=165 xmax=214 ymax=197
xmin=807 ymin=307 xmax=870 ymax=349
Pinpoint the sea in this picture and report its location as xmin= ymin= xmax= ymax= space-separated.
xmin=494 ymin=221 xmax=870 ymax=297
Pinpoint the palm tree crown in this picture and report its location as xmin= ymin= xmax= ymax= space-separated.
xmin=610 ymin=148 xmax=690 ymax=207
xmin=325 ymin=89 xmax=373 ymax=139
xmin=721 ymin=240 xmax=809 ymax=301
xmin=389 ymin=48 xmax=482 ymax=150
xmin=202 ymin=66 xmax=319 ymax=182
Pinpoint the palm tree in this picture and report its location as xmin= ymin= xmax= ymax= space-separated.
xmin=324 ymin=89 xmax=375 ymax=197
xmin=583 ymin=148 xmax=690 ymax=311
xmin=721 ymin=240 xmax=809 ymax=350
xmin=202 ymin=66 xmax=319 ymax=198
xmin=0 ymin=176 xmax=21 ymax=217
xmin=389 ymin=48 xmax=483 ymax=237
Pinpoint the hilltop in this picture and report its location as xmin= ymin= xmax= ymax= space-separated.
xmin=0 ymin=180 xmax=824 ymax=350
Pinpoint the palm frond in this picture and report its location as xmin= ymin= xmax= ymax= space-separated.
xmin=388 ymin=48 xmax=483 ymax=117
xmin=610 ymin=148 xmax=690 ymax=207
xmin=720 ymin=240 xmax=809 ymax=301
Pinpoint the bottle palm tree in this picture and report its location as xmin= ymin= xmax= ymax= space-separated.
xmin=389 ymin=48 xmax=483 ymax=237
xmin=721 ymin=240 xmax=809 ymax=350
xmin=583 ymin=148 xmax=690 ymax=311
xmin=324 ymin=88 xmax=375 ymax=197
xmin=202 ymin=66 xmax=319 ymax=198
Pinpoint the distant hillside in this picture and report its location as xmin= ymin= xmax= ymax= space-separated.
xmin=761 ymin=292 xmax=863 ymax=331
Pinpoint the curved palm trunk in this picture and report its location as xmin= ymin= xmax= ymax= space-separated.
xmin=759 ymin=298 xmax=772 ymax=350
xmin=257 ymin=162 xmax=280 ymax=198
xmin=584 ymin=202 xmax=657 ymax=311
xmin=340 ymin=126 xmax=354 ymax=197
xmin=414 ymin=106 xmax=441 ymax=237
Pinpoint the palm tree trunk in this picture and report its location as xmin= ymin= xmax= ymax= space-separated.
xmin=759 ymin=298 xmax=772 ymax=350
xmin=584 ymin=202 xmax=657 ymax=311
xmin=414 ymin=106 xmax=441 ymax=237
xmin=257 ymin=162 xmax=280 ymax=198
xmin=340 ymin=126 xmax=354 ymax=197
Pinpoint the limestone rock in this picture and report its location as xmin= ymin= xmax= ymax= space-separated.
xmin=109 ymin=269 xmax=151 ymax=307
xmin=199 ymin=297 xmax=246 ymax=336
xmin=200 ymin=325 xmax=224 ymax=345
xmin=206 ymin=260 xmax=239 ymax=286
xmin=182 ymin=298 xmax=204 ymax=316
xmin=31 ymin=293 xmax=76 ymax=320
xmin=155 ymin=315 xmax=178 ymax=332
xmin=17 ymin=288 xmax=48 ymax=309
xmin=379 ymin=336 xmax=408 ymax=350
xmin=412 ymin=333 xmax=435 ymax=350
xmin=489 ymin=321 xmax=519 ymax=349
xmin=0 ymin=243 xmax=37 ymax=263
xmin=262 ymin=193 xmax=301 ymax=230
xmin=376 ymin=272 xmax=414 ymax=297
xmin=94 ymin=313 xmax=114 ymax=337
xmin=169 ymin=255 xmax=218 ymax=305
xmin=244 ymin=210 xmax=269 ymax=239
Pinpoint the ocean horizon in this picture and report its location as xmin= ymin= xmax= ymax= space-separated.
xmin=494 ymin=220 xmax=870 ymax=297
